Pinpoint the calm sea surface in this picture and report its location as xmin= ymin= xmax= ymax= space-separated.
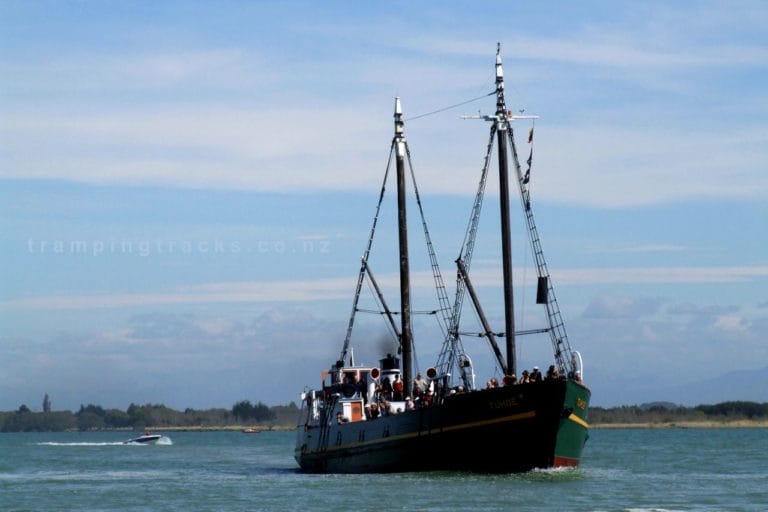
xmin=1 ymin=429 xmax=766 ymax=511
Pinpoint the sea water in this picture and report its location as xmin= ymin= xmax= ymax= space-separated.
xmin=1 ymin=429 xmax=766 ymax=511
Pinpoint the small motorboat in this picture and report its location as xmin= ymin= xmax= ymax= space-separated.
xmin=124 ymin=432 xmax=162 ymax=444
xmin=241 ymin=427 xmax=261 ymax=434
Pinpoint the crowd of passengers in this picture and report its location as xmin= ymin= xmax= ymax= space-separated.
xmin=333 ymin=364 xmax=582 ymax=422
xmin=484 ymin=363 xmax=582 ymax=388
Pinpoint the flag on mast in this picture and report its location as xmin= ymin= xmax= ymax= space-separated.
xmin=523 ymin=148 xmax=532 ymax=184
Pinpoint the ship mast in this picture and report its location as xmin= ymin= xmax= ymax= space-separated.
xmin=394 ymin=97 xmax=414 ymax=397
xmin=494 ymin=45 xmax=517 ymax=376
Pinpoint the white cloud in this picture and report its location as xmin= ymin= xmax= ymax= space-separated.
xmin=3 ymin=7 xmax=767 ymax=208
xmin=118 ymin=49 xmax=252 ymax=87
xmin=532 ymin=125 xmax=768 ymax=207
xmin=468 ymin=265 xmax=768 ymax=287
xmin=582 ymin=295 xmax=661 ymax=319
xmin=4 ymin=104 xmax=766 ymax=208
xmin=3 ymin=265 xmax=766 ymax=311
xmin=0 ymin=277 xmax=351 ymax=310
xmin=605 ymin=244 xmax=688 ymax=254
xmin=402 ymin=14 xmax=768 ymax=70
xmin=554 ymin=265 xmax=768 ymax=285
xmin=712 ymin=314 xmax=752 ymax=336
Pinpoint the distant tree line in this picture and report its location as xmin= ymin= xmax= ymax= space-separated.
xmin=231 ymin=400 xmax=273 ymax=422
xmin=0 ymin=398 xmax=298 ymax=432
xmin=590 ymin=401 xmax=768 ymax=424
xmin=4 ymin=398 xmax=766 ymax=432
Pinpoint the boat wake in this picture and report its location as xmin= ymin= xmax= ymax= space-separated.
xmin=37 ymin=436 xmax=173 ymax=447
xmin=517 ymin=466 xmax=585 ymax=482
xmin=37 ymin=442 xmax=125 ymax=447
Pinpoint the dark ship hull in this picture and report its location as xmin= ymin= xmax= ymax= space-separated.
xmin=296 ymin=380 xmax=589 ymax=473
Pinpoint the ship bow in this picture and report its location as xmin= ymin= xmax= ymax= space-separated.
xmin=553 ymin=380 xmax=590 ymax=467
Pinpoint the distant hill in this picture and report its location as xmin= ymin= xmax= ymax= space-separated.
xmin=663 ymin=366 xmax=768 ymax=405
xmin=593 ymin=366 xmax=768 ymax=407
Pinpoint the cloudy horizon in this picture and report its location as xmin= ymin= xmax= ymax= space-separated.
xmin=2 ymin=1 xmax=767 ymax=411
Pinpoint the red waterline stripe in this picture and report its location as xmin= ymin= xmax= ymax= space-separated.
xmin=553 ymin=455 xmax=580 ymax=467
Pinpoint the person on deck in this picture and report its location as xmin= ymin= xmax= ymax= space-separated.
xmin=545 ymin=365 xmax=560 ymax=381
xmin=381 ymin=377 xmax=393 ymax=401
xmin=392 ymin=375 xmax=404 ymax=401
xmin=413 ymin=372 xmax=427 ymax=395
xmin=412 ymin=384 xmax=423 ymax=402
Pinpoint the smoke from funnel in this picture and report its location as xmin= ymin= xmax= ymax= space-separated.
xmin=376 ymin=332 xmax=399 ymax=357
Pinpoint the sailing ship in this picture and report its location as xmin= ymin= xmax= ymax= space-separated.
xmin=294 ymin=45 xmax=590 ymax=473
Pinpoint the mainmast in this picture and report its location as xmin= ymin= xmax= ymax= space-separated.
xmin=394 ymin=97 xmax=413 ymax=397
xmin=495 ymin=44 xmax=517 ymax=376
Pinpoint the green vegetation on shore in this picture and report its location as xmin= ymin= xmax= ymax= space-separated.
xmin=2 ymin=398 xmax=767 ymax=432
xmin=590 ymin=401 xmax=768 ymax=427
xmin=0 ymin=400 xmax=299 ymax=432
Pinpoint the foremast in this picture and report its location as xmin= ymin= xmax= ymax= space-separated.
xmin=394 ymin=98 xmax=414 ymax=399
xmin=337 ymin=97 xmax=444 ymax=396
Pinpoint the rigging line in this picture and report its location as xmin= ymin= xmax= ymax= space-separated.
xmin=356 ymin=308 xmax=389 ymax=315
xmin=405 ymin=91 xmax=495 ymax=121
xmin=521 ymin=219 xmax=529 ymax=331
xmin=412 ymin=340 xmax=421 ymax=379
xmin=356 ymin=309 xmax=439 ymax=315
xmin=364 ymin=276 xmax=399 ymax=346
xmin=340 ymin=142 xmax=396 ymax=362
xmin=403 ymin=142 xmax=452 ymax=335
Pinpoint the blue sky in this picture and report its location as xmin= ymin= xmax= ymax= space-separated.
xmin=1 ymin=1 xmax=767 ymax=410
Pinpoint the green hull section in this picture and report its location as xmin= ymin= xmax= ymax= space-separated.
xmin=553 ymin=380 xmax=591 ymax=466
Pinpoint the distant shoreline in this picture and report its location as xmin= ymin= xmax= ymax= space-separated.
xmin=77 ymin=421 xmax=768 ymax=432
xmin=145 ymin=420 xmax=768 ymax=431
xmin=141 ymin=425 xmax=296 ymax=432
xmin=592 ymin=420 xmax=768 ymax=429
xmin=4 ymin=400 xmax=767 ymax=433
xmin=4 ymin=422 xmax=768 ymax=433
